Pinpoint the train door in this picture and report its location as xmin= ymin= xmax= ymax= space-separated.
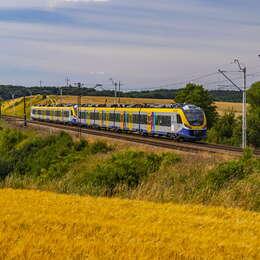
xmin=123 ymin=112 xmax=129 ymax=130
xmin=101 ymin=111 xmax=106 ymax=128
xmin=147 ymin=112 xmax=152 ymax=134
xmin=129 ymin=113 xmax=133 ymax=131
xmin=120 ymin=112 xmax=124 ymax=130
xmin=171 ymin=114 xmax=176 ymax=133
xmin=106 ymin=111 xmax=110 ymax=128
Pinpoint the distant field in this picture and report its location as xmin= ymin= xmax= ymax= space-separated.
xmin=42 ymin=95 xmax=247 ymax=116
xmin=2 ymin=95 xmax=244 ymax=116
xmin=0 ymin=189 xmax=259 ymax=259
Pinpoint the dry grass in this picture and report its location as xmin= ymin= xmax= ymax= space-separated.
xmin=0 ymin=188 xmax=259 ymax=259
xmin=214 ymin=102 xmax=248 ymax=116
xmin=2 ymin=95 xmax=244 ymax=117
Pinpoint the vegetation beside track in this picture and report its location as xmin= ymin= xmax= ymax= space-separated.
xmin=0 ymin=188 xmax=259 ymax=259
xmin=0 ymin=124 xmax=259 ymax=211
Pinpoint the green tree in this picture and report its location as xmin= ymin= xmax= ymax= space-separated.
xmin=247 ymin=82 xmax=260 ymax=109
xmin=175 ymin=83 xmax=218 ymax=128
xmin=247 ymin=108 xmax=260 ymax=147
xmin=246 ymin=82 xmax=260 ymax=147
xmin=207 ymin=112 xmax=241 ymax=146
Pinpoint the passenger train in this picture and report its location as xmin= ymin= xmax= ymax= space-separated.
xmin=31 ymin=103 xmax=207 ymax=141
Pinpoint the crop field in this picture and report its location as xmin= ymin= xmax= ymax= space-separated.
xmin=2 ymin=95 xmax=244 ymax=116
xmin=0 ymin=189 xmax=259 ymax=259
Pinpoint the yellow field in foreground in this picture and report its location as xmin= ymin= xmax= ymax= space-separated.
xmin=0 ymin=189 xmax=259 ymax=259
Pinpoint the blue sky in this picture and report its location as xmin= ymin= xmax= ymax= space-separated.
xmin=0 ymin=0 xmax=260 ymax=90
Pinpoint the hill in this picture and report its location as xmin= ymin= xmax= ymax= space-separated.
xmin=0 ymin=189 xmax=259 ymax=259
xmin=0 ymin=125 xmax=259 ymax=211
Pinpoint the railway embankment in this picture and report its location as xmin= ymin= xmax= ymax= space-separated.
xmin=0 ymin=121 xmax=259 ymax=212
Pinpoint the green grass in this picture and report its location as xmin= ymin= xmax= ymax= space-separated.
xmin=0 ymin=123 xmax=259 ymax=211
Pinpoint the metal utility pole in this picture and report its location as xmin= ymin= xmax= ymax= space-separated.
xmin=60 ymin=86 xmax=63 ymax=104
xmin=218 ymin=59 xmax=247 ymax=149
xmin=0 ymin=102 xmax=2 ymax=120
xmin=39 ymin=80 xmax=43 ymax=88
xmin=114 ymin=81 xmax=118 ymax=104
xmin=65 ymin=77 xmax=70 ymax=87
xmin=76 ymin=82 xmax=82 ymax=139
xmin=110 ymin=78 xmax=122 ymax=105
xmin=118 ymin=81 xmax=122 ymax=104
xmin=23 ymin=96 xmax=27 ymax=127
xmin=11 ymin=93 xmax=16 ymax=116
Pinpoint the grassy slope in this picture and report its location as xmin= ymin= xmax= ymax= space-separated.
xmin=2 ymin=95 xmax=244 ymax=117
xmin=0 ymin=189 xmax=259 ymax=259
xmin=1 ymin=125 xmax=259 ymax=211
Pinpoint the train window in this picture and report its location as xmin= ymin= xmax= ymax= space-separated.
xmin=129 ymin=114 xmax=133 ymax=123
xmin=102 ymin=112 xmax=106 ymax=121
xmin=109 ymin=113 xmax=115 ymax=122
xmin=140 ymin=114 xmax=147 ymax=124
xmin=46 ymin=110 xmax=50 ymax=116
xmin=32 ymin=109 xmax=36 ymax=115
xmin=90 ymin=112 xmax=95 ymax=120
xmin=132 ymin=114 xmax=139 ymax=124
xmin=63 ymin=111 xmax=70 ymax=118
xmin=156 ymin=115 xmax=171 ymax=127
xmin=95 ymin=112 xmax=100 ymax=121
xmin=78 ymin=111 xmax=84 ymax=119
xmin=124 ymin=113 xmax=129 ymax=123
xmin=38 ymin=110 xmax=42 ymax=115
xmin=177 ymin=114 xmax=182 ymax=124
xmin=115 ymin=113 xmax=120 ymax=122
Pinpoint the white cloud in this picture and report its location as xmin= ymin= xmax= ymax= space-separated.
xmin=48 ymin=0 xmax=110 ymax=8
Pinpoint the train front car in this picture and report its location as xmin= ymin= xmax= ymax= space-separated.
xmin=178 ymin=104 xmax=207 ymax=141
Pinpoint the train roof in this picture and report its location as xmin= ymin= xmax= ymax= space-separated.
xmin=32 ymin=103 xmax=201 ymax=110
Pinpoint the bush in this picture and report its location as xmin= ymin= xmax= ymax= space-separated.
xmin=90 ymin=140 xmax=112 ymax=154
xmin=206 ymin=150 xmax=254 ymax=191
xmin=88 ymin=151 xmax=163 ymax=195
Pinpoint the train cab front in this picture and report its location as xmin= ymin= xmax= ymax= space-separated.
xmin=179 ymin=104 xmax=207 ymax=141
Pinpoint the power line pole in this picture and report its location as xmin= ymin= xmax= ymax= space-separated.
xmin=110 ymin=78 xmax=122 ymax=105
xmin=114 ymin=81 xmax=117 ymax=104
xmin=218 ymin=59 xmax=247 ymax=149
xmin=118 ymin=81 xmax=122 ymax=104
xmin=65 ymin=77 xmax=70 ymax=87
xmin=60 ymin=86 xmax=63 ymax=104
xmin=23 ymin=96 xmax=27 ymax=127
xmin=0 ymin=102 xmax=2 ymax=120
xmin=76 ymin=82 xmax=82 ymax=139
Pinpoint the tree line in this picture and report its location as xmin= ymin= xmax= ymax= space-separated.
xmin=0 ymin=85 xmax=242 ymax=102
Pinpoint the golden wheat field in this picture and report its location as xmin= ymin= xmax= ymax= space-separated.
xmin=0 ymin=189 xmax=259 ymax=259
xmin=2 ymin=95 xmax=244 ymax=117
xmin=53 ymin=95 xmax=244 ymax=115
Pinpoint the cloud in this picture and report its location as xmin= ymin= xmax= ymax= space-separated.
xmin=49 ymin=0 xmax=110 ymax=8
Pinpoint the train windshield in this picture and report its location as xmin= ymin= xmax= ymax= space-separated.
xmin=183 ymin=105 xmax=204 ymax=126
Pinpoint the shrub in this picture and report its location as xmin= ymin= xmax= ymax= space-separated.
xmin=88 ymin=151 xmax=163 ymax=195
xmin=74 ymin=139 xmax=88 ymax=151
xmin=90 ymin=140 xmax=112 ymax=154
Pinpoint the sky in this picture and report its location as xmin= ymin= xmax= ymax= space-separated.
xmin=0 ymin=0 xmax=260 ymax=90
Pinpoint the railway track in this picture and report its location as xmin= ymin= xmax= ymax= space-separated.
xmin=2 ymin=115 xmax=260 ymax=156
